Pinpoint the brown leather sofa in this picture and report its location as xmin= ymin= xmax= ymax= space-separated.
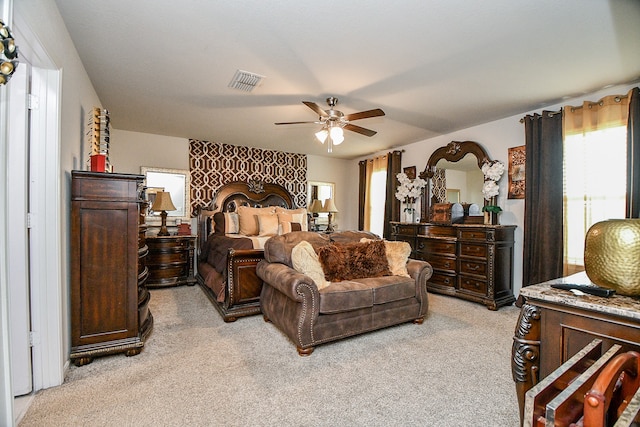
xmin=256 ymin=231 xmax=433 ymax=355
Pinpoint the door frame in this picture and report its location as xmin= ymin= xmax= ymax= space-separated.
xmin=12 ymin=11 xmax=64 ymax=392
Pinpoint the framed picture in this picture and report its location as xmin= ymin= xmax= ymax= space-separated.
xmin=403 ymin=166 xmax=416 ymax=180
xmin=508 ymin=146 xmax=526 ymax=199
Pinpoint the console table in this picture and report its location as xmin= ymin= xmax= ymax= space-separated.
xmin=511 ymin=272 xmax=640 ymax=424
xmin=145 ymin=235 xmax=197 ymax=288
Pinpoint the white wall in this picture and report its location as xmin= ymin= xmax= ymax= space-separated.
xmin=110 ymin=129 xmax=190 ymax=174
xmin=362 ymin=81 xmax=640 ymax=297
xmin=307 ymin=154 xmax=357 ymax=231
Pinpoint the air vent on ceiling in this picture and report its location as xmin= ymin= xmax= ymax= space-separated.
xmin=228 ymin=69 xmax=265 ymax=92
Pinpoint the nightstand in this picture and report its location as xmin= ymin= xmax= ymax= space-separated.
xmin=145 ymin=234 xmax=197 ymax=288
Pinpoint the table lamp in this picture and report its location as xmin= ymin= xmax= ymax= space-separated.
xmin=308 ymin=199 xmax=323 ymax=231
xmin=152 ymin=191 xmax=176 ymax=236
xmin=323 ymin=198 xmax=338 ymax=232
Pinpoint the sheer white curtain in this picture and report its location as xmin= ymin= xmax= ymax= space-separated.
xmin=364 ymin=155 xmax=388 ymax=237
xmin=563 ymin=93 xmax=630 ymax=273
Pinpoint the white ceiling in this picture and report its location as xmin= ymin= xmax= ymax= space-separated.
xmin=54 ymin=0 xmax=640 ymax=159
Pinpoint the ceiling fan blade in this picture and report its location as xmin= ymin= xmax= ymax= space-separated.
xmin=344 ymin=123 xmax=377 ymax=137
xmin=345 ymin=108 xmax=385 ymax=121
xmin=275 ymin=121 xmax=321 ymax=125
xmin=302 ymin=101 xmax=329 ymax=118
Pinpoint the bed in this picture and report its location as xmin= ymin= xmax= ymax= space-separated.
xmin=196 ymin=180 xmax=303 ymax=322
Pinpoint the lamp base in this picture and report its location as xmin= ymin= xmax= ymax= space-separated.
xmin=157 ymin=211 xmax=170 ymax=236
xmin=326 ymin=212 xmax=335 ymax=232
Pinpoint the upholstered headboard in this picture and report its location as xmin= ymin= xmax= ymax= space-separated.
xmin=195 ymin=180 xmax=295 ymax=251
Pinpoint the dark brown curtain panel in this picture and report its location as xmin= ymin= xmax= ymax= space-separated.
xmin=358 ymin=160 xmax=367 ymax=230
xmin=627 ymin=87 xmax=640 ymax=218
xmin=522 ymin=111 xmax=563 ymax=287
xmin=383 ymin=151 xmax=402 ymax=239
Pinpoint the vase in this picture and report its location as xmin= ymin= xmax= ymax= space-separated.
xmin=403 ymin=203 xmax=416 ymax=223
xmin=584 ymin=219 xmax=640 ymax=296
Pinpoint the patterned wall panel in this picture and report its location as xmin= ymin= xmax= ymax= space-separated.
xmin=433 ymin=168 xmax=447 ymax=203
xmin=189 ymin=139 xmax=307 ymax=214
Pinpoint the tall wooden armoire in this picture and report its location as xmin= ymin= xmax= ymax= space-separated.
xmin=70 ymin=171 xmax=153 ymax=366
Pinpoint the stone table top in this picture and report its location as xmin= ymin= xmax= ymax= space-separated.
xmin=520 ymin=272 xmax=640 ymax=322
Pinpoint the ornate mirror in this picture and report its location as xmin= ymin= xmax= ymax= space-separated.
xmin=419 ymin=141 xmax=490 ymax=222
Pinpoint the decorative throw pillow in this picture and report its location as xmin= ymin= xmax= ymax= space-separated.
xmin=214 ymin=212 xmax=239 ymax=234
xmin=275 ymin=207 xmax=308 ymax=231
xmin=361 ymin=238 xmax=411 ymax=277
xmin=237 ymin=206 xmax=276 ymax=235
xmin=279 ymin=221 xmax=303 ymax=234
xmin=258 ymin=214 xmax=279 ymax=236
xmin=317 ymin=240 xmax=392 ymax=282
xmin=291 ymin=241 xmax=331 ymax=289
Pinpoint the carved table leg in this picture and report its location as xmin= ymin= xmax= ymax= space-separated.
xmin=511 ymin=302 xmax=541 ymax=426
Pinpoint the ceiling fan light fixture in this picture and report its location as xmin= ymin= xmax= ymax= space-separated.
xmin=315 ymin=129 xmax=328 ymax=143
xmin=330 ymin=126 xmax=344 ymax=145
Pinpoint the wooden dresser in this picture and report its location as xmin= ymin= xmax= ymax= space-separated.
xmin=390 ymin=222 xmax=516 ymax=310
xmin=512 ymin=272 xmax=640 ymax=424
xmin=145 ymin=235 xmax=197 ymax=288
xmin=70 ymin=171 xmax=153 ymax=366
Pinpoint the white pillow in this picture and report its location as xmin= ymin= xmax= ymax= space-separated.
xmin=291 ymin=241 xmax=331 ymax=289
xmin=257 ymin=214 xmax=279 ymax=236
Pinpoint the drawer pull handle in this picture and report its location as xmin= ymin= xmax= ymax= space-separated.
xmin=443 ymin=278 xmax=450 ymax=284
xmin=466 ymin=264 xmax=480 ymax=271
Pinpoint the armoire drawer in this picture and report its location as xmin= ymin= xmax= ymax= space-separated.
xmin=459 ymin=276 xmax=488 ymax=295
xmin=459 ymin=260 xmax=487 ymax=277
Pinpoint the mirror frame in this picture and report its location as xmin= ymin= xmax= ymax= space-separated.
xmin=141 ymin=166 xmax=191 ymax=226
xmin=307 ymin=181 xmax=335 ymax=226
xmin=419 ymin=140 xmax=490 ymax=223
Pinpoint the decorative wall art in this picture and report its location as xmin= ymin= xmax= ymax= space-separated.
xmin=403 ymin=166 xmax=416 ymax=180
xmin=508 ymin=145 xmax=526 ymax=199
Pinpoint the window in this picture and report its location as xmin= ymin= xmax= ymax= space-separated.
xmin=367 ymin=169 xmax=387 ymax=236
xmin=563 ymin=125 xmax=627 ymax=272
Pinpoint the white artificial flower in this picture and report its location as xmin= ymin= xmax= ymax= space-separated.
xmin=482 ymin=180 xmax=500 ymax=200
xmin=395 ymin=173 xmax=427 ymax=204
xmin=482 ymin=161 xmax=505 ymax=181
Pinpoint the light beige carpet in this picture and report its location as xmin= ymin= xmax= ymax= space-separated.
xmin=20 ymin=285 xmax=521 ymax=426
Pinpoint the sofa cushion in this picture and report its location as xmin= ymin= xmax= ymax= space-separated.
xmin=291 ymin=241 xmax=331 ymax=289
xmin=317 ymin=240 xmax=391 ymax=282
xmin=318 ymin=275 xmax=416 ymax=314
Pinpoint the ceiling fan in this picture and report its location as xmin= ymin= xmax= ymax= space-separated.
xmin=275 ymin=97 xmax=385 ymax=152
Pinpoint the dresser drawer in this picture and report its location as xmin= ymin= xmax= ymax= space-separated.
xmin=393 ymin=224 xmax=418 ymax=236
xmin=421 ymin=238 xmax=456 ymax=255
xmin=459 ymin=243 xmax=487 ymax=258
xmin=459 ymin=260 xmax=487 ymax=277
xmin=429 ymin=272 xmax=456 ymax=288
xmin=458 ymin=228 xmax=490 ymax=241
xmin=147 ymin=251 xmax=188 ymax=265
xmin=423 ymin=254 xmax=456 ymax=272
xmin=459 ymin=276 xmax=487 ymax=295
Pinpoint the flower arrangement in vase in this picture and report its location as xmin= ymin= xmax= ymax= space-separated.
xmin=481 ymin=160 xmax=505 ymax=224
xmin=395 ymin=172 xmax=427 ymax=223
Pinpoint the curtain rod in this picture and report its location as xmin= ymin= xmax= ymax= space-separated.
xmin=519 ymin=110 xmax=562 ymax=123
xmin=520 ymin=93 xmax=630 ymax=122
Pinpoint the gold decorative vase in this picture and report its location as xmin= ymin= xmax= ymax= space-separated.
xmin=584 ymin=219 xmax=640 ymax=296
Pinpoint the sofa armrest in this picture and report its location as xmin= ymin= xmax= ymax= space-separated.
xmin=256 ymin=260 xmax=319 ymax=302
xmin=407 ymin=259 xmax=433 ymax=283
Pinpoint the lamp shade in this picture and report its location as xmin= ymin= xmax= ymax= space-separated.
xmin=308 ymin=199 xmax=323 ymax=213
xmin=323 ymin=198 xmax=338 ymax=213
xmin=152 ymin=191 xmax=176 ymax=212
xmin=330 ymin=127 xmax=344 ymax=145
xmin=315 ymin=129 xmax=328 ymax=144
